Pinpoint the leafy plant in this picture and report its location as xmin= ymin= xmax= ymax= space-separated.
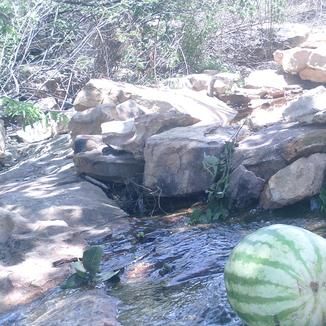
xmin=1 ymin=97 xmax=70 ymax=130
xmin=61 ymin=246 xmax=121 ymax=289
xmin=190 ymin=141 xmax=235 ymax=225
xmin=1 ymin=97 xmax=44 ymax=129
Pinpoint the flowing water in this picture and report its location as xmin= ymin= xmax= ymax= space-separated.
xmin=1 ymin=211 xmax=325 ymax=326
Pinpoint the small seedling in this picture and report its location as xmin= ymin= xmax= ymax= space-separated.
xmin=61 ymin=246 xmax=121 ymax=289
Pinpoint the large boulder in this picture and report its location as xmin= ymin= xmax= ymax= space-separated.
xmin=112 ymin=110 xmax=199 ymax=160
xmin=68 ymin=102 xmax=118 ymax=139
xmin=0 ymin=134 xmax=129 ymax=313
xmin=233 ymin=124 xmax=326 ymax=180
xmin=283 ymin=86 xmax=326 ymax=124
xmin=227 ymin=165 xmax=265 ymax=209
xmin=73 ymin=79 xmax=237 ymax=125
xmin=73 ymin=79 xmax=131 ymax=111
xmin=270 ymin=23 xmax=309 ymax=48
xmin=274 ymin=46 xmax=326 ymax=83
xmin=260 ymin=153 xmax=326 ymax=209
xmin=143 ymin=124 xmax=238 ymax=196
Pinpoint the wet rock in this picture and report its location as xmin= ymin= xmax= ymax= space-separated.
xmin=27 ymin=290 xmax=121 ymax=326
xmin=227 ymin=165 xmax=265 ymax=209
xmin=260 ymin=153 xmax=326 ymax=209
xmin=0 ymin=135 xmax=129 ymax=312
xmin=283 ymin=86 xmax=326 ymax=124
xmin=143 ymin=124 xmax=237 ymax=196
xmin=233 ymin=124 xmax=326 ymax=180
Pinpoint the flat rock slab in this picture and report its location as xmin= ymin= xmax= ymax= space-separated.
xmin=74 ymin=149 xmax=144 ymax=182
xmin=0 ymin=135 xmax=129 ymax=313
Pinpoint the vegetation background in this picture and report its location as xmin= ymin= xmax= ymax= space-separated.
xmin=0 ymin=0 xmax=324 ymax=115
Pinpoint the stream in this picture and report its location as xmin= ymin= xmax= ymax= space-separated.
xmin=1 ymin=208 xmax=325 ymax=326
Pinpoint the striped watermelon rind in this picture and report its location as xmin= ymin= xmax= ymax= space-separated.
xmin=224 ymin=224 xmax=326 ymax=326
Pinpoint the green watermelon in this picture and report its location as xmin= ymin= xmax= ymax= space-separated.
xmin=224 ymin=224 xmax=326 ymax=326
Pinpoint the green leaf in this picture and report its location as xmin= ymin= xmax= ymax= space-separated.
xmin=96 ymin=270 xmax=121 ymax=282
xmin=72 ymin=260 xmax=88 ymax=278
xmin=61 ymin=273 xmax=88 ymax=289
xmin=82 ymin=246 xmax=104 ymax=275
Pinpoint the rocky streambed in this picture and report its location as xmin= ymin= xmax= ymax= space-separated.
xmin=1 ymin=206 xmax=325 ymax=326
xmin=0 ymin=133 xmax=325 ymax=325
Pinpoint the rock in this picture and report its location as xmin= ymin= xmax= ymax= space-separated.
xmin=73 ymin=135 xmax=106 ymax=154
xmin=117 ymin=110 xmax=199 ymax=160
xmin=274 ymin=46 xmax=326 ymax=83
xmin=34 ymin=97 xmax=59 ymax=112
xmin=55 ymin=109 xmax=75 ymax=135
xmin=280 ymin=128 xmax=326 ymax=162
xmin=69 ymin=103 xmax=116 ymax=139
xmin=244 ymin=69 xmax=290 ymax=89
xmin=74 ymin=149 xmax=144 ymax=182
xmin=248 ymin=104 xmax=286 ymax=129
xmin=0 ymin=119 xmax=5 ymax=158
xmin=131 ymin=88 xmax=237 ymax=125
xmin=69 ymin=101 xmax=146 ymax=139
xmin=102 ymin=120 xmax=136 ymax=146
xmin=143 ymin=124 xmax=238 ymax=196
xmin=300 ymin=47 xmax=326 ymax=83
xmin=16 ymin=111 xmax=73 ymax=143
xmin=16 ymin=119 xmax=53 ymax=143
xmin=283 ymin=86 xmax=326 ymax=124
xmin=73 ymin=79 xmax=131 ymax=111
xmin=74 ymin=79 xmax=237 ymax=125
xmin=0 ymin=208 xmax=15 ymax=243
xmin=301 ymin=27 xmax=326 ymax=48
xmin=233 ymin=124 xmax=326 ymax=180
xmin=227 ymin=165 xmax=265 ymax=209
xmin=270 ymin=23 xmax=309 ymax=48
xmin=160 ymin=72 xmax=239 ymax=94
xmin=113 ymin=99 xmax=148 ymax=119
xmin=0 ymin=135 xmax=129 ymax=312
xmin=260 ymin=153 xmax=326 ymax=209
xmin=26 ymin=290 xmax=121 ymax=326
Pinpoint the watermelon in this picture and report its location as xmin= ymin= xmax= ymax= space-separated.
xmin=224 ymin=224 xmax=326 ymax=326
